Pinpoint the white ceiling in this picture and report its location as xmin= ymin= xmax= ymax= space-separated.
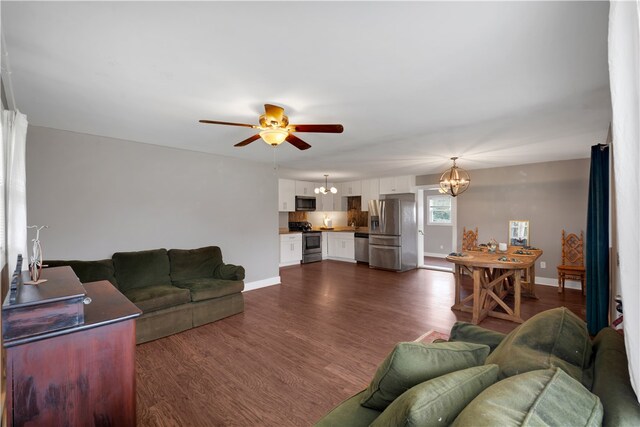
xmin=2 ymin=1 xmax=611 ymax=182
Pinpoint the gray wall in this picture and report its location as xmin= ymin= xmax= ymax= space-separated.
xmin=417 ymin=159 xmax=590 ymax=279
xmin=25 ymin=126 xmax=280 ymax=284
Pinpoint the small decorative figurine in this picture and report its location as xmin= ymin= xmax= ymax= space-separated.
xmin=27 ymin=225 xmax=48 ymax=284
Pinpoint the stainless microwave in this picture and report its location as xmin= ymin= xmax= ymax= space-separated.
xmin=295 ymin=196 xmax=316 ymax=211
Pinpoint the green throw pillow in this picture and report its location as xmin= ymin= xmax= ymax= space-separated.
xmin=371 ymin=364 xmax=499 ymax=427
xmin=485 ymin=307 xmax=593 ymax=388
xmin=452 ymin=368 xmax=603 ymax=426
xmin=360 ymin=341 xmax=491 ymax=411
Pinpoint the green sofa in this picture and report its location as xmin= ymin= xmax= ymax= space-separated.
xmin=316 ymin=308 xmax=640 ymax=426
xmin=45 ymin=246 xmax=245 ymax=344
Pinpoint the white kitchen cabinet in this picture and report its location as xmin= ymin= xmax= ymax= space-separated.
xmin=295 ymin=181 xmax=315 ymax=196
xmin=379 ymin=175 xmax=415 ymax=195
xmin=322 ymin=232 xmax=329 ymax=259
xmin=326 ymin=232 xmax=355 ymax=262
xmin=318 ymin=182 xmax=344 ymax=211
xmin=280 ymin=233 xmax=302 ymax=266
xmin=342 ymin=180 xmax=362 ymax=196
xmin=361 ymin=178 xmax=380 ymax=212
xmin=278 ymin=179 xmax=295 ymax=212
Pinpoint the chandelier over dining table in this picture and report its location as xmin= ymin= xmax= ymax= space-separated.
xmin=439 ymin=157 xmax=470 ymax=197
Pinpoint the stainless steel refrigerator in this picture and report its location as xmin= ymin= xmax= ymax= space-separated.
xmin=368 ymin=199 xmax=417 ymax=271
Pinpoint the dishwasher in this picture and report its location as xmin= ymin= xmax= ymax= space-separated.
xmin=354 ymin=232 xmax=369 ymax=263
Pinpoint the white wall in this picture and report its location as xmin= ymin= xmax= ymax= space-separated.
xmin=25 ymin=126 xmax=280 ymax=285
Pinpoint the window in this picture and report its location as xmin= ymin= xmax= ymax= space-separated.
xmin=427 ymin=195 xmax=452 ymax=225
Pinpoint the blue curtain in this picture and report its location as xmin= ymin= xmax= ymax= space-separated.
xmin=586 ymin=144 xmax=609 ymax=335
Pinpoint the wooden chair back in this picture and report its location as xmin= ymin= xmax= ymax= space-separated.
xmin=561 ymin=230 xmax=584 ymax=266
xmin=462 ymin=227 xmax=478 ymax=251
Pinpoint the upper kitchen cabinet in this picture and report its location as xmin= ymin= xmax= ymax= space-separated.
xmin=295 ymin=181 xmax=315 ymax=196
xmin=278 ymin=179 xmax=295 ymax=212
xmin=317 ymin=182 xmax=345 ymax=212
xmin=361 ymin=178 xmax=380 ymax=212
xmin=342 ymin=180 xmax=362 ymax=196
xmin=379 ymin=175 xmax=415 ymax=195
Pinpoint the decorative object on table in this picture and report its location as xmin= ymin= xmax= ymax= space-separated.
xmin=514 ymin=249 xmax=533 ymax=255
xmin=315 ymin=174 xmax=338 ymax=195
xmin=199 ymin=104 xmax=344 ymax=150
xmin=498 ymin=242 xmax=508 ymax=252
xmin=523 ymin=245 xmax=540 ymax=251
xmin=462 ymin=227 xmax=478 ymax=251
xmin=497 ymin=256 xmax=521 ymax=262
xmin=509 ymin=220 xmax=529 ymax=246
xmin=557 ymin=229 xmax=586 ymax=295
xmin=448 ymin=252 xmax=467 ymax=257
xmin=26 ymin=225 xmax=48 ymax=284
xmin=439 ymin=157 xmax=470 ymax=197
xmin=322 ymin=215 xmax=333 ymax=228
xmin=487 ymin=238 xmax=498 ymax=253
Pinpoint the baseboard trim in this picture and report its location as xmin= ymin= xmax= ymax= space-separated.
xmin=244 ymin=276 xmax=281 ymax=292
xmin=536 ymin=276 xmax=582 ymax=290
xmin=424 ymin=252 xmax=448 ymax=258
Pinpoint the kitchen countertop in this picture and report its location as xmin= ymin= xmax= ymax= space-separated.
xmin=279 ymin=227 xmax=369 ymax=235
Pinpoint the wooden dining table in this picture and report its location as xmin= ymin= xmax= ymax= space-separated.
xmin=446 ymin=246 xmax=543 ymax=325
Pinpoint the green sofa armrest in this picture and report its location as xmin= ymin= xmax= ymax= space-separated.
xmin=448 ymin=322 xmax=506 ymax=353
xmin=214 ymin=263 xmax=245 ymax=281
xmin=592 ymin=327 xmax=640 ymax=426
xmin=314 ymin=390 xmax=381 ymax=427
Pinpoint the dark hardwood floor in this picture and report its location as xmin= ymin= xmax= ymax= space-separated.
xmin=136 ymin=261 xmax=586 ymax=426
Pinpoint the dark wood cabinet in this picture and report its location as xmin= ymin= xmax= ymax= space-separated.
xmin=3 ymin=267 xmax=141 ymax=426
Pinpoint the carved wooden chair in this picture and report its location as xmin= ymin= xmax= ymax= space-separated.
xmin=557 ymin=230 xmax=586 ymax=295
xmin=462 ymin=227 xmax=478 ymax=251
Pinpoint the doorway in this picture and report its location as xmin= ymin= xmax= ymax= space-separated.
xmin=416 ymin=186 xmax=456 ymax=272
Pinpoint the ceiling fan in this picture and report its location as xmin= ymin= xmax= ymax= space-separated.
xmin=199 ymin=104 xmax=344 ymax=150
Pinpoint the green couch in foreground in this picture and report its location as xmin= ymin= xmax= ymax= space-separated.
xmin=46 ymin=246 xmax=244 ymax=344
xmin=316 ymin=307 xmax=640 ymax=426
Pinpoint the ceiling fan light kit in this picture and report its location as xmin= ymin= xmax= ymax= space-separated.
xmin=439 ymin=157 xmax=470 ymax=197
xmin=199 ymin=104 xmax=344 ymax=151
xmin=259 ymin=128 xmax=288 ymax=146
xmin=315 ymin=175 xmax=337 ymax=195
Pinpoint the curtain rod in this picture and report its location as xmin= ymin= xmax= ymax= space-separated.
xmin=1 ymin=29 xmax=18 ymax=111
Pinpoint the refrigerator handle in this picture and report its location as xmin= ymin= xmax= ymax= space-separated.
xmin=380 ymin=200 xmax=385 ymax=232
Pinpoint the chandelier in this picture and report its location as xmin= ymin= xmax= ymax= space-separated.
xmin=439 ymin=157 xmax=470 ymax=197
xmin=314 ymin=174 xmax=338 ymax=195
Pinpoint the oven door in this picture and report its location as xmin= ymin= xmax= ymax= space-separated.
xmin=303 ymin=233 xmax=322 ymax=254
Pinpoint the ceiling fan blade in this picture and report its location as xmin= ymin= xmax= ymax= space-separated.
xmin=199 ymin=120 xmax=257 ymax=129
xmin=264 ymin=104 xmax=285 ymax=124
xmin=286 ymin=134 xmax=312 ymax=151
xmin=290 ymin=124 xmax=344 ymax=133
xmin=234 ymin=134 xmax=261 ymax=147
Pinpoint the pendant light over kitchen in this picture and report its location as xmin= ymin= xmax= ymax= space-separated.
xmin=315 ymin=174 xmax=338 ymax=195
xmin=439 ymin=157 xmax=470 ymax=197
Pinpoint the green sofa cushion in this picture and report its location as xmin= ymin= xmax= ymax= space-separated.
xmin=452 ymin=368 xmax=603 ymax=426
xmin=485 ymin=307 xmax=593 ymax=388
xmin=214 ymin=263 xmax=245 ymax=281
xmin=591 ymin=327 xmax=640 ymax=426
xmin=112 ymin=248 xmax=172 ymax=291
xmin=360 ymin=341 xmax=491 ymax=411
xmin=449 ymin=321 xmax=506 ymax=353
xmin=372 ymin=364 xmax=499 ymax=427
xmin=313 ymin=390 xmax=381 ymax=427
xmin=173 ymin=278 xmax=244 ymax=302
xmin=45 ymin=259 xmax=119 ymax=287
xmin=123 ymin=285 xmax=191 ymax=313
xmin=168 ymin=246 xmax=222 ymax=282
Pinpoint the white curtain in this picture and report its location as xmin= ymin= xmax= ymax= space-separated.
xmin=1 ymin=107 xmax=29 ymax=283
xmin=609 ymin=0 xmax=640 ymax=401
